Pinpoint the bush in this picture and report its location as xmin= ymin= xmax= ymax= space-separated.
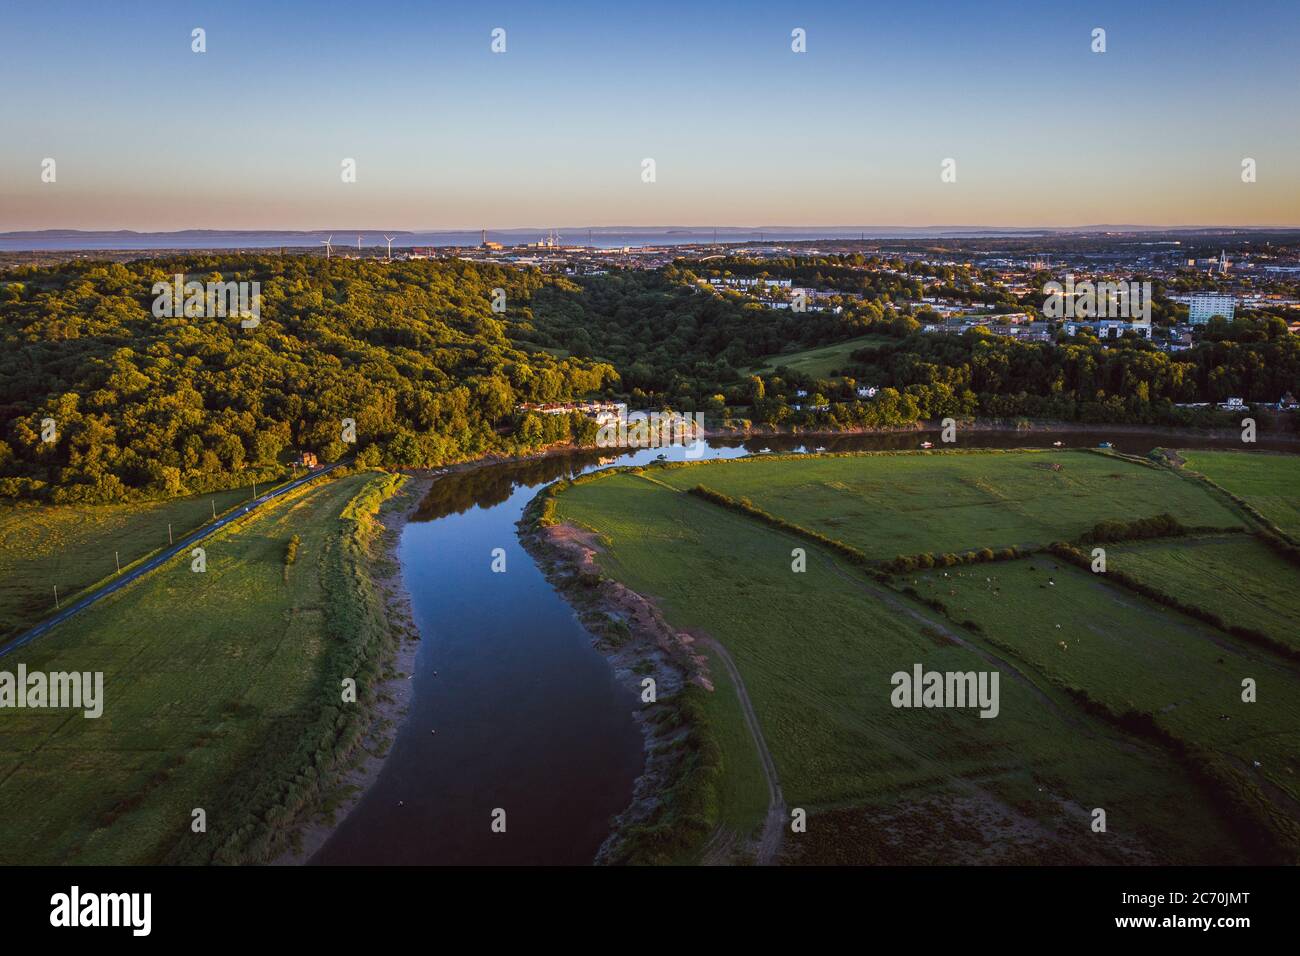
xmin=1082 ymin=513 xmax=1184 ymax=544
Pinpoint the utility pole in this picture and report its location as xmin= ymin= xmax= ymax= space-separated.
xmin=53 ymin=585 xmax=59 ymax=609
xmin=212 ymin=500 xmax=217 ymax=519
xmin=253 ymin=481 xmax=258 ymax=499
xmin=115 ymin=551 xmax=120 ymax=574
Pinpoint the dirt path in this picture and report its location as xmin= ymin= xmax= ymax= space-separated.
xmin=695 ymin=635 xmax=787 ymax=865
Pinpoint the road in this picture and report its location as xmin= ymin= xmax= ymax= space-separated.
xmin=0 ymin=462 xmax=342 ymax=660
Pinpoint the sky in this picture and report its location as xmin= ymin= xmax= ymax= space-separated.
xmin=1 ymin=0 xmax=1297 ymax=231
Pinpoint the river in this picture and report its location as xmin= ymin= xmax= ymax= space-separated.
xmin=310 ymin=427 xmax=1297 ymax=864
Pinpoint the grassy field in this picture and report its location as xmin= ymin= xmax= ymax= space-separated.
xmin=0 ymin=469 xmax=407 ymax=865
xmin=1109 ymin=534 xmax=1300 ymax=655
xmin=691 ymin=643 xmax=769 ymax=848
xmin=555 ymin=467 xmax=1256 ymax=863
xmin=652 ymin=450 xmax=1244 ymax=559
xmin=1181 ymin=450 xmax=1300 ymax=537
xmin=908 ymin=554 xmax=1300 ymax=854
xmin=746 ymin=334 xmax=893 ymax=380
xmin=0 ymin=484 xmax=273 ymax=645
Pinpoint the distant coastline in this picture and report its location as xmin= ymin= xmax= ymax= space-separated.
xmin=6 ymin=225 xmax=1299 ymax=253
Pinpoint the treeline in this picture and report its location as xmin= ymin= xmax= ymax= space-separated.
xmin=1081 ymin=513 xmax=1186 ymax=544
xmin=679 ymin=254 xmax=925 ymax=301
xmin=839 ymin=328 xmax=1300 ymax=427
xmin=884 ymin=545 xmax=1025 ymax=574
xmin=0 ymin=255 xmax=617 ymax=501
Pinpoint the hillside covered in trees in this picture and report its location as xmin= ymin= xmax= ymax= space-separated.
xmin=0 ymin=256 xmax=618 ymax=502
xmin=2 ymin=254 xmax=1299 ymax=502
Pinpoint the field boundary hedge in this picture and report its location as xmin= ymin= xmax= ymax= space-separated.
xmin=686 ymin=484 xmax=889 ymax=579
xmin=1177 ymin=465 xmax=1300 ymax=547
xmin=1049 ymin=541 xmax=1300 ymax=663
xmin=1060 ymin=684 xmax=1300 ymax=864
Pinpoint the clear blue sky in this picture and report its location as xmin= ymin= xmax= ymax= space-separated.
xmin=1 ymin=0 xmax=1296 ymax=230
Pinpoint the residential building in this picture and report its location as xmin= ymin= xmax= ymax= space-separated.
xmin=1188 ymin=293 xmax=1235 ymax=325
xmin=1063 ymin=319 xmax=1153 ymax=340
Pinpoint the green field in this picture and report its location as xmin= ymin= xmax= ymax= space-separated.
xmin=0 ymin=484 xmax=273 ymax=645
xmin=909 ymin=557 xmax=1300 ymax=809
xmin=1109 ymin=534 xmax=1300 ymax=655
xmin=0 ymin=470 xmax=408 ymax=865
xmin=746 ymin=334 xmax=892 ymax=380
xmin=1181 ymin=450 xmax=1300 ymax=537
xmin=555 ymin=464 xmax=1265 ymax=863
xmin=691 ymin=643 xmax=770 ymax=847
xmin=652 ymin=450 xmax=1244 ymax=559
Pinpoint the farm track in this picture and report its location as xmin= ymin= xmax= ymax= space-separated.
xmin=695 ymin=635 xmax=786 ymax=865
xmin=654 ymin=475 xmax=1112 ymax=858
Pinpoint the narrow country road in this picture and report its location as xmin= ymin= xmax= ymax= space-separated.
xmin=696 ymin=635 xmax=787 ymax=865
xmin=0 ymin=462 xmax=343 ymax=660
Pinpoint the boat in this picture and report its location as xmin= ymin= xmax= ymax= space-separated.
xmin=1098 ymin=441 xmax=1113 ymax=449
xmin=920 ymin=441 xmax=934 ymax=449
xmin=1052 ymin=441 xmax=1063 ymax=447
xmin=758 ymin=447 xmax=772 ymax=454
xmin=814 ymin=446 xmax=827 ymax=453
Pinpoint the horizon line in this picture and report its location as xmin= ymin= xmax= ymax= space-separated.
xmin=5 ymin=224 xmax=1300 ymax=237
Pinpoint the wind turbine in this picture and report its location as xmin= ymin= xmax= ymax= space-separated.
xmin=320 ymin=235 xmax=333 ymax=259
xmin=357 ymin=235 xmax=363 ymax=253
xmin=383 ymin=235 xmax=395 ymax=260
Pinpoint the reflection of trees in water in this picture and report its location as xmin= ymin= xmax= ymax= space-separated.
xmin=410 ymin=451 xmax=609 ymax=523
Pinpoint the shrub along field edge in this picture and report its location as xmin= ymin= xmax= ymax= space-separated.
xmin=167 ymin=469 xmax=411 ymax=865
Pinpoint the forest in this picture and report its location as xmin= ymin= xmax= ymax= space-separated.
xmin=1 ymin=254 xmax=1298 ymax=502
xmin=0 ymin=255 xmax=614 ymax=502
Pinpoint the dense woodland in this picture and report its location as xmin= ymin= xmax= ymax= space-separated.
xmin=1 ymin=254 xmax=1298 ymax=502
xmin=0 ymin=256 xmax=614 ymax=501
xmin=830 ymin=319 xmax=1300 ymax=429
